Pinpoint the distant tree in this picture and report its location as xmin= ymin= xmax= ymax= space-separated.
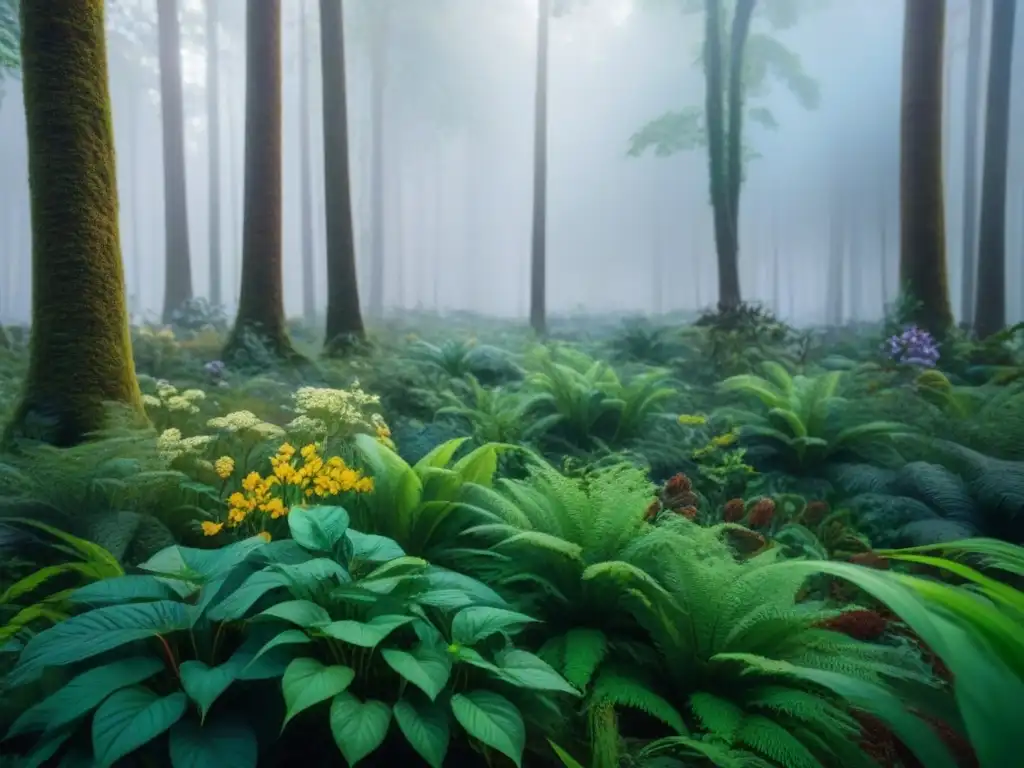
xmin=974 ymin=0 xmax=1017 ymax=338
xmin=206 ymin=0 xmax=222 ymax=308
xmin=224 ymin=0 xmax=301 ymax=361
xmin=630 ymin=0 xmax=823 ymax=311
xmin=299 ymin=0 xmax=316 ymax=325
xmin=959 ymin=0 xmax=985 ymax=326
xmin=899 ymin=0 xmax=954 ymax=338
xmin=7 ymin=0 xmax=146 ymax=446
xmin=365 ymin=2 xmax=389 ymax=318
xmin=530 ymin=0 xmax=551 ymax=335
xmin=320 ymin=0 xmax=364 ymax=353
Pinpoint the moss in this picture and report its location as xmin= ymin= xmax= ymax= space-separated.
xmin=5 ymin=0 xmax=147 ymax=447
xmin=222 ymin=0 xmax=302 ymax=365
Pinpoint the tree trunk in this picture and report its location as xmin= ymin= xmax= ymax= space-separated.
xmin=827 ymin=186 xmax=845 ymax=326
xmin=771 ymin=202 xmax=780 ymax=314
xmin=899 ymin=0 xmax=953 ymax=338
xmin=8 ymin=0 xmax=145 ymax=446
xmin=366 ymin=4 xmax=388 ymax=318
xmin=224 ymin=0 xmax=299 ymax=361
xmin=879 ymin=185 xmax=890 ymax=310
xmin=529 ymin=0 xmax=550 ymax=335
xmin=299 ymin=0 xmax=315 ymax=325
xmin=320 ymin=0 xmax=364 ymax=353
xmin=974 ymin=0 xmax=1017 ymax=338
xmin=157 ymin=0 xmax=193 ymax=324
xmin=207 ymin=0 xmax=222 ymax=309
xmin=959 ymin=0 xmax=985 ymax=326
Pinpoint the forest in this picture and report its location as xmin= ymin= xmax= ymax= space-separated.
xmin=0 ymin=0 xmax=1022 ymax=767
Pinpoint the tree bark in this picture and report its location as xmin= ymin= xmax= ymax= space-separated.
xmin=959 ymin=0 xmax=985 ymax=326
xmin=157 ymin=0 xmax=193 ymax=324
xmin=224 ymin=0 xmax=299 ymax=360
xmin=974 ymin=0 xmax=1017 ymax=338
xmin=529 ymin=0 xmax=550 ymax=335
xmin=899 ymin=0 xmax=953 ymax=338
xmin=299 ymin=0 xmax=315 ymax=324
xmin=207 ymin=0 xmax=222 ymax=308
xmin=8 ymin=0 xmax=146 ymax=446
xmin=320 ymin=0 xmax=364 ymax=353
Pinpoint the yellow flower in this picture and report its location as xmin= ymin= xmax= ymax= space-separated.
xmin=300 ymin=443 xmax=318 ymax=460
xmin=201 ymin=521 xmax=224 ymax=536
xmin=355 ymin=477 xmax=374 ymax=493
xmin=228 ymin=506 xmax=248 ymax=524
xmin=214 ymin=456 xmax=235 ymax=479
xmin=258 ymin=531 xmax=272 ymax=542
xmin=277 ymin=442 xmax=296 ymax=459
xmin=678 ymin=414 xmax=707 ymax=426
xmin=264 ymin=498 xmax=288 ymax=519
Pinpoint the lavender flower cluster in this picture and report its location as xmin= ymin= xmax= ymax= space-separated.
xmin=883 ymin=325 xmax=940 ymax=368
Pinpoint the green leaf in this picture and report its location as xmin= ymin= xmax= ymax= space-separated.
xmin=495 ymin=649 xmax=580 ymax=695
xmin=450 ymin=690 xmax=525 ymax=768
xmin=168 ymin=715 xmax=258 ymax=768
xmin=14 ymin=723 xmax=75 ymax=768
xmin=381 ymin=644 xmax=453 ymax=701
xmin=180 ymin=661 xmax=237 ymax=722
xmin=394 ymin=697 xmax=450 ymax=768
xmin=548 ymin=739 xmax=587 ymax=768
xmin=451 ymin=606 xmax=537 ymax=645
xmin=139 ymin=539 xmax=265 ymax=582
xmin=561 ymin=628 xmax=608 ymax=689
xmin=206 ymin=571 xmax=287 ymax=622
xmin=6 ymin=657 xmax=164 ymax=738
xmin=69 ymin=575 xmax=183 ymax=605
xmin=255 ymin=599 xmax=330 ymax=629
xmin=240 ymin=629 xmax=312 ymax=674
xmin=8 ymin=601 xmax=193 ymax=687
xmin=329 ymin=693 xmax=392 ymax=766
xmin=287 ymin=506 xmax=350 ymax=553
xmin=91 ymin=687 xmax=188 ymax=768
xmin=274 ymin=558 xmax=350 ymax=588
xmin=281 ymin=657 xmax=355 ymax=729
xmin=320 ymin=614 xmax=414 ymax=648
xmin=451 ymin=444 xmax=501 ymax=486
xmin=346 ymin=530 xmax=406 ymax=562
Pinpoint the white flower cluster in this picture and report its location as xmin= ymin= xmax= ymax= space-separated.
xmin=207 ymin=410 xmax=285 ymax=439
xmin=143 ymin=381 xmax=206 ymax=415
xmin=157 ymin=427 xmax=213 ymax=461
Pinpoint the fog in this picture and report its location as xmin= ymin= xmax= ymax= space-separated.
xmin=0 ymin=0 xmax=1022 ymax=327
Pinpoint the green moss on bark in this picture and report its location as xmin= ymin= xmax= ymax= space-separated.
xmin=223 ymin=0 xmax=301 ymax=364
xmin=6 ymin=0 xmax=146 ymax=447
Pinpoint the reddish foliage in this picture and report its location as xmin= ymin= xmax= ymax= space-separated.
xmin=747 ymin=498 xmax=776 ymax=527
xmin=855 ymin=712 xmax=902 ymax=768
xmin=664 ymin=473 xmax=692 ymax=494
xmin=801 ymin=499 xmax=830 ymax=526
xmin=848 ymin=551 xmax=891 ymax=570
xmin=676 ymin=505 xmax=698 ymax=521
xmin=723 ymin=498 xmax=746 ymax=523
xmin=644 ymin=500 xmax=661 ymax=522
xmin=817 ymin=609 xmax=889 ymax=642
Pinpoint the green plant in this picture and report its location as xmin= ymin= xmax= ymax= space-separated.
xmin=437 ymin=376 xmax=542 ymax=445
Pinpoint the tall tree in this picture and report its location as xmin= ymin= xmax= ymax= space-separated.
xmin=529 ymin=0 xmax=551 ymax=334
xmin=224 ymin=0 xmax=300 ymax=360
xmin=320 ymin=0 xmax=364 ymax=352
xmin=899 ymin=0 xmax=953 ymax=338
xmin=365 ymin=4 xmax=390 ymax=318
xmin=298 ymin=0 xmax=315 ymax=324
xmin=959 ymin=0 xmax=985 ymax=326
xmin=157 ymin=0 xmax=193 ymax=323
xmin=206 ymin=0 xmax=222 ymax=308
xmin=974 ymin=0 xmax=1017 ymax=338
xmin=8 ymin=0 xmax=145 ymax=446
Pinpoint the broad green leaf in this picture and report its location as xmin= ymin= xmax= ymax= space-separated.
xmin=274 ymin=558 xmax=350 ymax=588
xmin=363 ymin=556 xmax=429 ymax=581
xmin=451 ymin=606 xmax=537 ymax=645
xmin=139 ymin=539 xmax=265 ymax=582
xmin=168 ymin=715 xmax=259 ymax=768
xmin=394 ymin=697 xmax=450 ymax=768
xmin=70 ymin=575 xmax=181 ymax=605
xmin=180 ymin=661 xmax=237 ymax=722
xmin=8 ymin=601 xmax=192 ymax=686
xmin=450 ymin=690 xmax=525 ymax=767
xmin=91 ymin=687 xmax=187 ymax=767
xmin=346 ymin=530 xmax=406 ymax=562
xmin=561 ymin=628 xmax=608 ymax=689
xmin=495 ymin=649 xmax=580 ymax=695
xmin=320 ymin=614 xmax=414 ymax=648
xmin=255 ymin=599 xmax=330 ymax=629
xmin=329 ymin=693 xmax=392 ymax=766
xmin=381 ymin=644 xmax=452 ymax=701
xmin=451 ymin=444 xmax=500 ymax=486
xmin=281 ymin=657 xmax=355 ymax=729
xmin=549 ymin=739 xmax=587 ymax=768
xmin=414 ymin=437 xmax=469 ymax=472
xmin=287 ymin=506 xmax=350 ymax=552
xmin=206 ymin=571 xmax=288 ymax=622
xmin=14 ymin=723 xmax=75 ymax=768
xmin=240 ymin=629 xmax=312 ymax=674
xmin=453 ymin=645 xmax=500 ymax=673
xmin=6 ymin=657 xmax=164 ymax=738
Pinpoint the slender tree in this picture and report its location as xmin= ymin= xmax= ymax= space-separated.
xmin=8 ymin=0 xmax=145 ymax=446
xmin=899 ymin=0 xmax=953 ymax=338
xmin=366 ymin=4 xmax=389 ymax=318
xmin=959 ymin=0 xmax=985 ymax=325
xmin=157 ymin=0 xmax=193 ymax=323
xmin=224 ymin=0 xmax=300 ymax=360
xmin=529 ymin=0 xmax=551 ymax=334
xmin=299 ymin=0 xmax=315 ymax=324
xmin=320 ymin=0 xmax=364 ymax=352
xmin=974 ymin=0 xmax=1017 ymax=338
xmin=206 ymin=0 xmax=222 ymax=308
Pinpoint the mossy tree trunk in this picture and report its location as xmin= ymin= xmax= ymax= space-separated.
xmin=223 ymin=0 xmax=299 ymax=362
xmin=973 ymin=0 xmax=1017 ymax=339
xmin=157 ymin=0 xmax=193 ymax=324
xmin=899 ymin=0 xmax=954 ymax=339
xmin=529 ymin=0 xmax=550 ymax=335
xmin=7 ymin=0 xmax=145 ymax=447
xmin=320 ymin=0 xmax=365 ymax=355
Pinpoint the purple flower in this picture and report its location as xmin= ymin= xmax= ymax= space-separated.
xmin=883 ymin=326 xmax=939 ymax=368
xmin=204 ymin=360 xmax=227 ymax=380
